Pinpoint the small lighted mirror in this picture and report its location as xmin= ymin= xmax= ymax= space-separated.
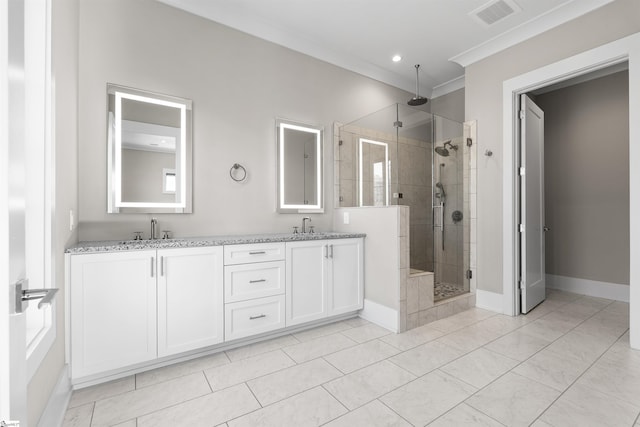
xmin=359 ymin=138 xmax=389 ymax=207
xmin=107 ymin=84 xmax=192 ymax=213
xmin=277 ymin=119 xmax=323 ymax=213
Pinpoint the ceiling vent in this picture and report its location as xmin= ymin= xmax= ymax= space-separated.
xmin=471 ymin=0 xmax=521 ymax=26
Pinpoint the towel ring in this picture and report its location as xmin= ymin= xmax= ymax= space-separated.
xmin=230 ymin=163 xmax=247 ymax=182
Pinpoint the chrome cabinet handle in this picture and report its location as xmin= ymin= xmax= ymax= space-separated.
xmin=249 ymin=279 xmax=266 ymax=283
xmin=249 ymin=314 xmax=266 ymax=320
xmin=161 ymin=256 xmax=164 ymax=276
xmin=330 ymin=244 xmax=334 ymax=258
xmin=151 ymin=257 xmax=155 ymax=277
xmin=249 ymin=251 xmax=266 ymax=255
xmin=324 ymin=245 xmax=328 ymax=258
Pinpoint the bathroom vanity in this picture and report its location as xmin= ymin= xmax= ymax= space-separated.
xmin=65 ymin=232 xmax=364 ymax=386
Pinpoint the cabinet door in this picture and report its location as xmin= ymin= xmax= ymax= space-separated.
xmin=157 ymin=247 xmax=224 ymax=357
xmin=285 ymin=240 xmax=328 ymax=326
xmin=70 ymin=251 xmax=157 ymax=379
xmin=328 ymin=238 xmax=364 ymax=316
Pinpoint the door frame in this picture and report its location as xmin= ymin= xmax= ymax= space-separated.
xmin=501 ymin=32 xmax=640 ymax=349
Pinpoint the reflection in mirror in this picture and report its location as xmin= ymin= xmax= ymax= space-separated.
xmin=359 ymin=138 xmax=389 ymax=207
xmin=107 ymin=84 xmax=192 ymax=213
xmin=277 ymin=119 xmax=323 ymax=213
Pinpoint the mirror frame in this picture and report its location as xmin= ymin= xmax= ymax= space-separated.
xmin=107 ymin=84 xmax=193 ymax=213
xmin=276 ymin=119 xmax=324 ymax=213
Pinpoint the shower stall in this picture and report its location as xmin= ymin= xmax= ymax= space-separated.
xmin=337 ymin=104 xmax=472 ymax=303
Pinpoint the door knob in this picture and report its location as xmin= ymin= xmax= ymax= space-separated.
xmin=543 ymin=226 xmax=551 ymax=232
xmin=14 ymin=279 xmax=59 ymax=313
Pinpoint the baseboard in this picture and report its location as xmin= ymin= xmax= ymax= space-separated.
xmin=359 ymin=299 xmax=398 ymax=332
xmin=475 ymin=289 xmax=503 ymax=313
xmin=37 ymin=364 xmax=72 ymax=427
xmin=546 ymin=274 xmax=630 ymax=302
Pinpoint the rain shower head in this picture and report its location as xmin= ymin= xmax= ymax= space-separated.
xmin=407 ymin=64 xmax=429 ymax=106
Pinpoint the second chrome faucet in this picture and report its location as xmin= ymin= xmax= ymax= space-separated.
xmin=301 ymin=217 xmax=311 ymax=234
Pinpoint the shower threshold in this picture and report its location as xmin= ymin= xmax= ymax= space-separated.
xmin=434 ymin=282 xmax=468 ymax=302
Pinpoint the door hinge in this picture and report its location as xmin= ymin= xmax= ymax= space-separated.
xmin=519 ymin=110 xmax=525 ymax=120
xmin=519 ymin=167 xmax=525 ymax=176
xmin=466 ymin=269 xmax=473 ymax=280
xmin=339 ymin=140 xmax=343 ymax=146
xmin=519 ymin=224 xmax=524 ymax=233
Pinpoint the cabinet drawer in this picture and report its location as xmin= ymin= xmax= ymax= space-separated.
xmin=225 ymin=261 xmax=284 ymax=303
xmin=224 ymin=242 xmax=285 ymax=265
xmin=225 ymin=295 xmax=285 ymax=341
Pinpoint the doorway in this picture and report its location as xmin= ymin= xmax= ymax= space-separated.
xmin=501 ymin=32 xmax=640 ymax=349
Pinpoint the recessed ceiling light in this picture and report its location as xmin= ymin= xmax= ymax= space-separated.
xmin=392 ymin=55 xmax=402 ymax=62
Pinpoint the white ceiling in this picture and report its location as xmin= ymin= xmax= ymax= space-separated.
xmin=157 ymin=0 xmax=614 ymax=98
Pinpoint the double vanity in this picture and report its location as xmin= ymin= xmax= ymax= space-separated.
xmin=65 ymin=232 xmax=364 ymax=387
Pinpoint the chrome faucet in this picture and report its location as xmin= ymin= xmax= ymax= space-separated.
xmin=150 ymin=218 xmax=158 ymax=240
xmin=302 ymin=217 xmax=311 ymax=233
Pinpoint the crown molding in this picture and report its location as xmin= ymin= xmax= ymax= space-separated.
xmin=431 ymin=75 xmax=465 ymax=99
xmin=449 ymin=0 xmax=615 ymax=67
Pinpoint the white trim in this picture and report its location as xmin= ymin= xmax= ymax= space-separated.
xmin=36 ymin=365 xmax=71 ymax=427
xmin=431 ymin=75 xmax=465 ymax=99
xmin=451 ymin=0 xmax=615 ymax=67
xmin=546 ymin=274 xmax=630 ymax=303
xmin=475 ymin=289 xmax=503 ymax=313
xmin=358 ymin=299 xmax=397 ymax=333
xmin=502 ymin=32 xmax=640 ymax=349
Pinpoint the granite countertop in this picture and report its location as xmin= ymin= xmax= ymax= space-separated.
xmin=66 ymin=232 xmax=366 ymax=254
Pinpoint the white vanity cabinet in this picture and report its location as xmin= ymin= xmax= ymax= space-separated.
xmin=224 ymin=243 xmax=286 ymax=341
xmin=69 ymin=246 xmax=224 ymax=379
xmin=70 ymin=250 xmax=158 ymax=379
xmin=285 ymin=238 xmax=363 ymax=327
xmin=157 ymin=247 xmax=224 ymax=357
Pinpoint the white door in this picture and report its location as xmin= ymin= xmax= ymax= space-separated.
xmin=520 ymin=94 xmax=546 ymax=313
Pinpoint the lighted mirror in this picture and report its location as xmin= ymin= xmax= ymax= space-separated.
xmin=359 ymin=138 xmax=389 ymax=207
xmin=107 ymin=84 xmax=192 ymax=213
xmin=277 ymin=119 xmax=323 ymax=213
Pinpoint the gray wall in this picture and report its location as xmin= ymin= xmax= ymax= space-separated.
xmin=77 ymin=0 xmax=412 ymax=240
xmin=465 ymin=0 xmax=640 ymax=294
xmin=537 ymin=71 xmax=629 ymax=285
xmin=431 ymin=88 xmax=465 ymax=123
xmin=28 ymin=0 xmax=80 ymax=425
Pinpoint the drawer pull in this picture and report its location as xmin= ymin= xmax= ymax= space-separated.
xmin=249 ymin=251 xmax=266 ymax=255
xmin=249 ymin=314 xmax=267 ymax=320
xmin=249 ymin=279 xmax=267 ymax=283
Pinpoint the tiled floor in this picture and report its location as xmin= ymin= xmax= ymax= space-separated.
xmin=63 ymin=290 xmax=640 ymax=427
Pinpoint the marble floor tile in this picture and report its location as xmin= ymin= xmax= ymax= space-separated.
xmin=440 ymin=347 xmax=519 ymax=389
xmin=323 ymin=400 xmax=411 ymax=427
xmin=225 ymin=334 xmax=300 ymax=362
xmin=484 ymin=330 xmax=552 ymax=361
xmin=379 ymin=324 xmax=444 ymax=351
xmin=323 ymin=360 xmax=416 ymax=410
xmin=136 ymin=351 xmax=230 ymax=388
xmin=513 ymin=348 xmax=591 ymax=391
xmin=466 ymin=372 xmax=561 ymax=427
xmin=340 ymin=323 xmax=391 ymax=343
xmin=518 ymin=317 xmax=576 ymax=342
xmin=68 ymin=376 xmax=135 ymax=409
xmin=437 ymin=323 xmax=504 ymax=353
xmin=247 ymin=358 xmax=342 ymax=406
xmin=137 ymin=383 xmax=260 ymax=427
xmin=62 ymin=402 xmax=93 ymax=427
xmin=112 ymin=421 xmax=136 ymax=427
xmin=380 ymin=370 xmax=477 ymax=426
xmin=428 ymin=403 xmax=504 ymax=427
xmin=576 ymin=357 xmax=640 ymax=407
xmin=539 ymin=383 xmax=640 ymax=427
xmin=388 ymin=340 xmax=466 ymax=376
xmin=228 ymin=387 xmax=347 ymax=427
xmin=474 ymin=314 xmax=529 ymax=335
xmin=545 ymin=329 xmax=614 ymax=363
xmin=323 ymin=339 xmax=400 ymax=374
xmin=282 ymin=332 xmax=356 ymax=363
xmin=205 ymin=349 xmax=295 ymax=392
xmin=342 ymin=316 xmax=371 ymax=328
xmin=291 ymin=321 xmax=352 ymax=342
xmin=91 ymin=372 xmax=211 ymax=427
